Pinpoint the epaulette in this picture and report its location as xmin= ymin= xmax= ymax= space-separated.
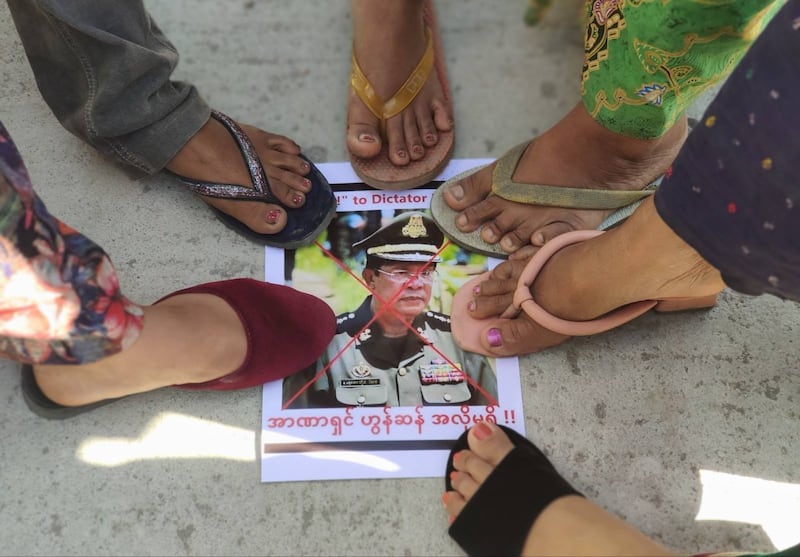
xmin=423 ymin=310 xmax=452 ymax=331
xmin=336 ymin=311 xmax=361 ymax=335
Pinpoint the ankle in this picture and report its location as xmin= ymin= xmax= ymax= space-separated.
xmin=535 ymin=105 xmax=688 ymax=192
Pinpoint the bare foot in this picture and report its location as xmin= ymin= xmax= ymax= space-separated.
xmin=166 ymin=116 xmax=313 ymax=235
xmin=443 ymin=423 xmax=674 ymax=556
xmin=464 ymin=197 xmax=725 ymax=356
xmin=33 ymin=293 xmax=247 ymax=406
xmin=443 ymin=103 xmax=688 ymax=254
xmin=347 ymin=0 xmax=453 ymax=166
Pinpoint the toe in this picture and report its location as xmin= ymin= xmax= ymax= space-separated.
xmin=530 ymin=221 xmax=577 ymax=247
xmin=347 ymin=92 xmax=382 ymax=159
xmin=481 ymin=314 xmax=569 ymax=358
xmin=448 ymin=466 xmax=483 ymax=501
xmin=466 ymin=423 xmax=515 ymax=467
xmin=417 ymin=105 xmax=439 ymax=147
xmin=385 ymin=115 xmax=410 ymax=166
xmin=444 ymin=166 xmax=494 ymax=210
xmin=347 ymin=122 xmax=382 ymax=159
xmin=203 ymin=198 xmax=288 ymax=235
xmin=455 ymin=196 xmax=504 ymax=234
xmin=403 ymin=111 xmax=425 ymax=161
xmin=431 ymin=97 xmax=454 ymax=132
xmin=442 ymin=490 xmax=467 ymax=521
xmin=469 ymin=271 xmax=519 ymax=319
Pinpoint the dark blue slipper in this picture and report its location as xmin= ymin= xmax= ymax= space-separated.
xmin=167 ymin=110 xmax=336 ymax=249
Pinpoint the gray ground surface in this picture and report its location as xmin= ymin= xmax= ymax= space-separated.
xmin=1 ymin=1 xmax=797 ymax=555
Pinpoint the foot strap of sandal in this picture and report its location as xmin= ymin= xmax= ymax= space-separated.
xmin=350 ymin=28 xmax=434 ymax=134
xmin=448 ymin=426 xmax=582 ymax=556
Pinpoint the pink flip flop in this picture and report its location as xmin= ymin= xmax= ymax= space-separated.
xmin=451 ymin=230 xmax=718 ymax=356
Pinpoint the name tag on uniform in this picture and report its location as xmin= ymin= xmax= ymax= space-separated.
xmin=419 ymin=360 xmax=464 ymax=385
xmin=340 ymin=378 xmax=381 ymax=387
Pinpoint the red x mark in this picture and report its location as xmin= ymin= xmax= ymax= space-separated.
xmin=283 ymin=236 xmax=498 ymax=409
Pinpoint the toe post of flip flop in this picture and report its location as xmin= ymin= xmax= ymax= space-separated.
xmin=20 ymin=279 xmax=337 ymax=419
xmin=167 ymin=110 xmax=336 ymax=249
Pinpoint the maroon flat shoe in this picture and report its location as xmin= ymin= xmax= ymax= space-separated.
xmin=20 ymin=279 xmax=335 ymax=419
xmin=158 ymin=278 xmax=336 ymax=391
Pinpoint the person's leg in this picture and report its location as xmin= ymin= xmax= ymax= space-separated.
xmin=441 ymin=0 xmax=785 ymax=255
xmin=444 ymin=423 xmax=675 ymax=556
xmin=0 ymin=121 xmax=334 ymax=407
xmin=346 ymin=0 xmax=453 ymax=166
xmin=454 ymin=0 xmax=798 ymax=357
xmin=7 ymin=0 xmax=314 ymax=237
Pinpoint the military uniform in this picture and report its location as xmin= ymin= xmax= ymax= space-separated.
xmin=284 ymin=296 xmax=497 ymax=408
xmin=283 ymin=210 xmax=497 ymax=408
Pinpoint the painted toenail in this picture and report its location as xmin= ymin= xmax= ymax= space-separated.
xmin=396 ymin=150 xmax=408 ymax=159
xmin=303 ymin=178 xmax=312 ymax=187
xmin=468 ymin=301 xmax=476 ymax=312
xmin=412 ymin=145 xmax=424 ymax=156
xmin=266 ymin=210 xmax=280 ymax=224
xmin=359 ymin=133 xmax=376 ymax=143
xmin=449 ymin=184 xmax=465 ymax=201
xmin=487 ymin=328 xmax=503 ymax=347
xmin=292 ymin=194 xmax=303 ymax=205
xmin=456 ymin=214 xmax=468 ymax=227
xmin=473 ymin=284 xmax=481 ymax=296
xmin=426 ymin=133 xmax=436 ymax=143
xmin=473 ymin=422 xmax=492 ymax=440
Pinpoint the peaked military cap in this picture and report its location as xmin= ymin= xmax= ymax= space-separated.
xmin=353 ymin=211 xmax=444 ymax=263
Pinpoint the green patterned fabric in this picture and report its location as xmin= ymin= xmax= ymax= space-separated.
xmin=580 ymin=0 xmax=786 ymax=138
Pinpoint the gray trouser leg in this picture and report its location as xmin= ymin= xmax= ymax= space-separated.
xmin=7 ymin=0 xmax=210 ymax=175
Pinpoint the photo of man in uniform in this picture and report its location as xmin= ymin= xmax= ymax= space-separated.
xmin=283 ymin=211 xmax=497 ymax=408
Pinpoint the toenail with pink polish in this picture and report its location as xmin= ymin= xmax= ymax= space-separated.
xmin=397 ymin=150 xmax=407 ymax=158
xmin=468 ymin=301 xmax=476 ymax=312
xmin=358 ymin=133 xmax=376 ymax=143
xmin=292 ymin=194 xmax=303 ymax=205
xmin=472 ymin=284 xmax=481 ymax=296
xmin=473 ymin=422 xmax=492 ymax=440
xmin=266 ymin=210 xmax=280 ymax=224
xmin=487 ymin=328 xmax=503 ymax=347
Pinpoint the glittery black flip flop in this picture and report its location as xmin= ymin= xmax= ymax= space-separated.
xmin=167 ymin=110 xmax=336 ymax=248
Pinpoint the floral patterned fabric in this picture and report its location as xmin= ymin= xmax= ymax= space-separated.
xmin=0 ymin=121 xmax=143 ymax=365
xmin=581 ymin=0 xmax=787 ymax=138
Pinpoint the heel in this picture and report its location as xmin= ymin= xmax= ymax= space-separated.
xmin=654 ymin=293 xmax=718 ymax=312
